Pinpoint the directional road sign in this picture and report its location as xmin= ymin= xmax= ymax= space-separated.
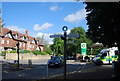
xmin=50 ymin=35 xmax=63 ymax=38
xmin=67 ymin=34 xmax=80 ymax=37
xmin=50 ymin=34 xmax=80 ymax=38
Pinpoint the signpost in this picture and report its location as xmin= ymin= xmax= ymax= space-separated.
xmin=81 ymin=43 xmax=87 ymax=60
xmin=50 ymin=26 xmax=80 ymax=80
xmin=50 ymin=34 xmax=80 ymax=38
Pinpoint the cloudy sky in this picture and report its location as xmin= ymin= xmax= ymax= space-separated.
xmin=2 ymin=2 xmax=88 ymax=44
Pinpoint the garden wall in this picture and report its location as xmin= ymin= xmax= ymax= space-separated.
xmin=5 ymin=53 xmax=51 ymax=60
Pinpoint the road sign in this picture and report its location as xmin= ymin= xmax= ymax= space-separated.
xmin=81 ymin=43 xmax=87 ymax=59
xmin=81 ymin=43 xmax=86 ymax=48
xmin=67 ymin=34 xmax=80 ymax=37
xmin=50 ymin=34 xmax=80 ymax=38
xmin=50 ymin=35 xmax=63 ymax=38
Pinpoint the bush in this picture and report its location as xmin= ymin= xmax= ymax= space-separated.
xmin=0 ymin=53 xmax=5 ymax=56
xmin=23 ymin=50 xmax=30 ymax=53
xmin=10 ymin=50 xmax=17 ymax=53
xmin=31 ymin=50 xmax=47 ymax=55
xmin=1 ymin=51 xmax=8 ymax=56
xmin=38 ymin=52 xmax=47 ymax=55
xmin=32 ymin=50 xmax=40 ymax=55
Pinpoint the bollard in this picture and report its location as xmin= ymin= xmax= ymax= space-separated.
xmin=14 ymin=60 xmax=18 ymax=69
xmin=28 ymin=59 xmax=33 ymax=68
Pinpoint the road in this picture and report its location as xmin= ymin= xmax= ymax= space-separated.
xmin=2 ymin=59 xmax=84 ymax=80
xmin=1 ymin=59 xmax=114 ymax=80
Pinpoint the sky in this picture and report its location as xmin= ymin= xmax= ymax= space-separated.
xmin=2 ymin=2 xmax=88 ymax=44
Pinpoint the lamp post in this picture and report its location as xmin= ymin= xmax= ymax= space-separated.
xmin=16 ymin=42 xmax=20 ymax=69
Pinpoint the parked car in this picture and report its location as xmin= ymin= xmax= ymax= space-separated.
xmin=47 ymin=56 xmax=64 ymax=68
xmin=67 ymin=56 xmax=76 ymax=60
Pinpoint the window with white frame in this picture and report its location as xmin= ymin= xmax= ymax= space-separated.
xmin=6 ymin=40 xmax=9 ymax=44
xmin=1 ymin=39 xmax=4 ymax=44
xmin=22 ymin=36 xmax=25 ymax=40
xmin=26 ymin=37 xmax=28 ymax=40
xmin=15 ymin=34 xmax=18 ymax=39
xmin=30 ymin=45 xmax=32 ymax=48
xmin=19 ymin=43 xmax=21 ymax=47
xmin=23 ymin=43 xmax=25 ymax=47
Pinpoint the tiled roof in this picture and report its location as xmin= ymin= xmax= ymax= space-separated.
xmin=1 ymin=27 xmax=43 ymax=45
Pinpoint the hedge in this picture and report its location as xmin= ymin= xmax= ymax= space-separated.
xmin=10 ymin=50 xmax=17 ymax=53
xmin=31 ymin=50 xmax=47 ymax=55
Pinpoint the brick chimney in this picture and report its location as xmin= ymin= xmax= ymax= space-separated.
xmin=25 ymin=30 xmax=28 ymax=36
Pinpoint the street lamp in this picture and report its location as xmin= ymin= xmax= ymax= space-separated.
xmin=16 ymin=42 xmax=20 ymax=69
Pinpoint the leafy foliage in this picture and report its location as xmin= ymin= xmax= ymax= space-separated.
xmin=44 ymin=45 xmax=53 ymax=55
xmin=50 ymin=27 xmax=93 ymax=56
xmin=0 ymin=51 xmax=8 ymax=56
xmin=50 ymin=36 xmax=64 ymax=56
xmin=67 ymin=27 xmax=93 ymax=56
xmin=10 ymin=50 xmax=17 ymax=53
xmin=23 ymin=50 xmax=30 ymax=53
xmin=85 ymin=2 xmax=120 ymax=49
xmin=31 ymin=50 xmax=47 ymax=55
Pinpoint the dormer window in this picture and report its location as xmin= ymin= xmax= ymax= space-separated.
xmin=15 ymin=34 xmax=18 ymax=39
xmin=22 ymin=36 xmax=25 ymax=40
xmin=13 ymin=34 xmax=18 ymax=39
xmin=5 ymin=33 xmax=12 ymax=38
xmin=26 ymin=37 xmax=28 ymax=40
xmin=36 ymin=41 xmax=39 ymax=44
xmin=32 ymin=40 xmax=35 ymax=44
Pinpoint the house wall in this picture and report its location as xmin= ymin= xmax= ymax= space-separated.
xmin=19 ymin=42 xmax=26 ymax=50
xmin=1 ymin=38 xmax=16 ymax=49
xmin=29 ymin=43 xmax=37 ymax=51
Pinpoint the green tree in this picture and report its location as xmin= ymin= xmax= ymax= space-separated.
xmin=36 ymin=36 xmax=52 ymax=55
xmin=50 ymin=35 xmax=64 ymax=56
xmin=85 ymin=2 xmax=120 ymax=49
xmin=67 ymin=27 xmax=93 ymax=56
xmin=44 ymin=45 xmax=52 ymax=55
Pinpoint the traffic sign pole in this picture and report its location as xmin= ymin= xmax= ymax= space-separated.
xmin=49 ymin=26 xmax=80 ymax=80
xmin=63 ymin=31 xmax=67 ymax=80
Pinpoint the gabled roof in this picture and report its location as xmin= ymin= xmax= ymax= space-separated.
xmin=1 ymin=27 xmax=43 ymax=45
